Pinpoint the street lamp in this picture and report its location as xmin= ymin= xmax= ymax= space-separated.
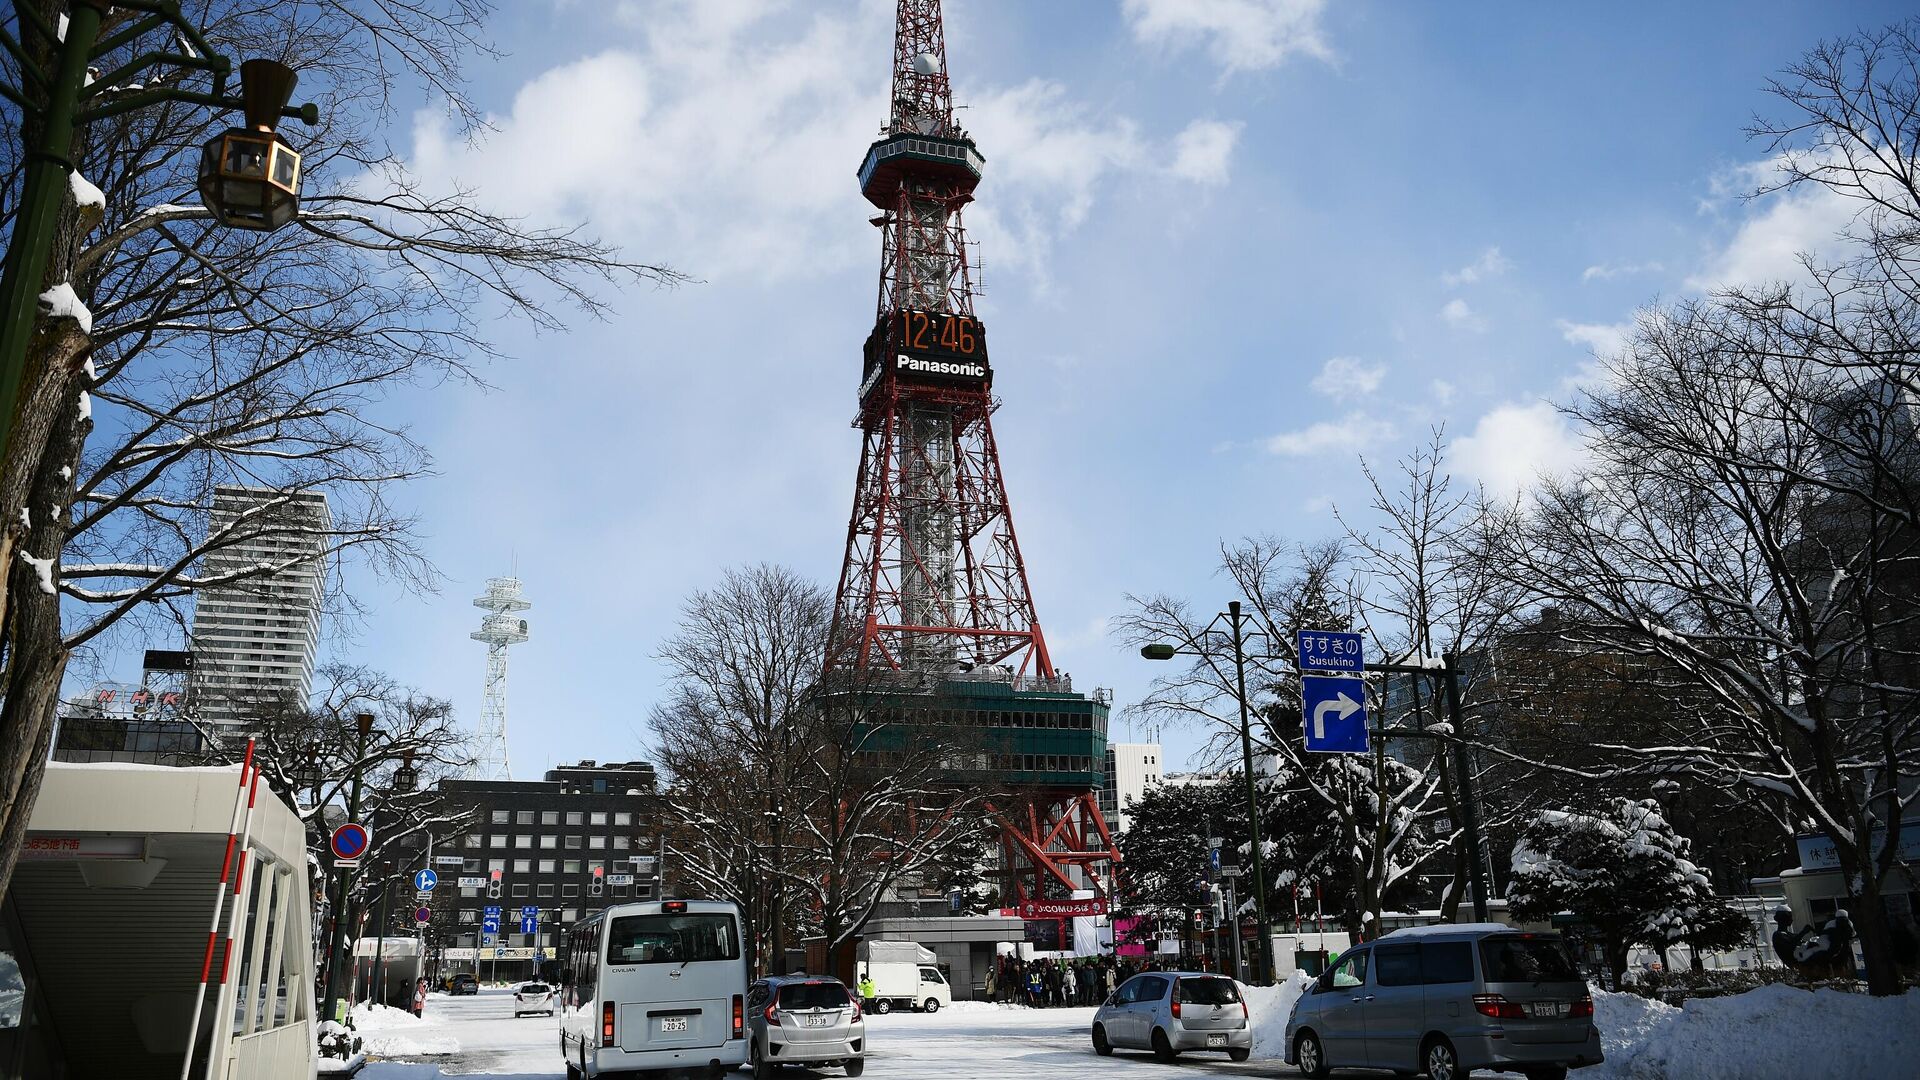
xmin=196 ymin=60 xmax=306 ymax=230
xmin=0 ymin=2 xmax=320 ymax=473
xmin=1141 ymin=600 xmax=1275 ymax=984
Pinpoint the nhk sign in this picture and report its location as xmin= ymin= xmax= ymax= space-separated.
xmin=999 ymin=897 xmax=1108 ymax=920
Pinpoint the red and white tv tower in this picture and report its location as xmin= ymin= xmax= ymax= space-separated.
xmin=826 ymin=0 xmax=1050 ymax=679
xmin=826 ymin=0 xmax=1120 ymax=913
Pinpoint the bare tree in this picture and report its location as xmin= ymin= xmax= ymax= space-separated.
xmin=0 ymin=0 xmax=682 ymax=903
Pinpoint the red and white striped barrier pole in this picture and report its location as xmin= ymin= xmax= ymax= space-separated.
xmin=178 ymin=739 xmax=255 ymax=1080
xmin=206 ymin=762 xmax=266 ymax=1071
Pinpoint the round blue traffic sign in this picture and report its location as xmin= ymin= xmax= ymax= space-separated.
xmin=415 ymin=906 xmax=431 ymax=925
xmin=413 ymin=868 xmax=438 ymax=892
xmin=330 ymin=822 xmax=370 ymax=860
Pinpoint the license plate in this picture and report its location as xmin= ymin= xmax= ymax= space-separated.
xmin=662 ymin=1016 xmax=688 ymax=1032
xmin=805 ymin=1015 xmax=831 ymax=1027
xmin=1207 ymin=1033 xmax=1228 ymax=1047
xmin=1527 ymin=1002 xmax=1567 ymax=1018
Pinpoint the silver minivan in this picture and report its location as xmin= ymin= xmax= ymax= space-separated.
xmin=1091 ymin=971 xmax=1253 ymax=1062
xmin=1283 ymin=925 xmax=1603 ymax=1080
xmin=745 ymin=974 xmax=866 ymax=1077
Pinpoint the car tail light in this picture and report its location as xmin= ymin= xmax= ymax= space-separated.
xmin=851 ymin=998 xmax=862 ymax=1021
xmin=1570 ymin=996 xmax=1594 ymax=1018
xmin=1240 ymin=998 xmax=1249 ymax=1019
xmin=602 ymin=1001 xmax=616 ymax=1046
xmin=663 ymin=901 xmax=688 ymax=913
xmin=1170 ymin=996 xmax=1182 ymax=1019
xmin=764 ymin=1001 xmax=779 ymax=1023
xmin=732 ymin=995 xmax=745 ymax=1039
xmin=1472 ymin=994 xmax=1526 ymax=1020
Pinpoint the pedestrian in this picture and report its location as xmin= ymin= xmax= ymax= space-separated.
xmin=983 ymin=962 xmax=996 ymax=1001
xmin=1027 ymin=965 xmax=1043 ymax=1007
xmin=858 ymin=970 xmax=876 ymax=1008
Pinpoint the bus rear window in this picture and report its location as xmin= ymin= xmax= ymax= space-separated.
xmin=606 ymin=913 xmax=740 ymax=965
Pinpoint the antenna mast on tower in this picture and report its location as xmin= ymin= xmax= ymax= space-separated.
xmin=470 ymin=577 xmax=530 ymax=780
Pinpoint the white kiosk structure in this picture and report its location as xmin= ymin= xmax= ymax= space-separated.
xmin=471 ymin=577 xmax=531 ymax=781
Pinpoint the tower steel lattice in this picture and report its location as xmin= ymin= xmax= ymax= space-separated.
xmin=827 ymin=0 xmax=1119 ymax=910
xmin=470 ymin=577 xmax=530 ymax=781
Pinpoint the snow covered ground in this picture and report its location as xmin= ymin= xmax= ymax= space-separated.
xmin=360 ymin=982 xmax=1920 ymax=1079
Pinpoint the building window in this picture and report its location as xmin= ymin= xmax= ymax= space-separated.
xmin=613 ymin=883 xmax=628 ymax=897
xmin=563 ymin=860 xmax=582 ymax=874
xmin=491 ymin=810 xmax=508 ymax=825
xmin=566 ymin=811 xmax=583 ymax=826
xmin=589 ymin=861 xmax=605 ymax=877
xmin=564 ymin=883 xmax=580 ymax=897
xmin=459 ymin=910 xmax=477 ymax=924
xmin=589 ymin=811 xmax=608 ymax=826
xmin=516 ymin=810 xmax=534 ymax=825
xmin=487 ymin=859 xmax=506 ymax=873
xmin=563 ymin=908 xmax=580 ymax=922
xmin=565 ymin=836 xmax=582 ymax=850
xmin=589 ymin=836 xmax=607 ymax=850
xmin=538 ymin=884 xmax=555 ymax=898
xmin=463 ymin=858 xmax=481 ymax=873
xmin=613 ymin=836 xmax=631 ymax=850
xmin=513 ymin=859 xmax=531 ymax=874
xmin=539 ymin=859 xmax=556 ymax=873
xmin=515 ymin=836 xmax=532 ymax=850
xmin=489 ymin=835 xmax=506 ymax=849
xmin=463 ymin=834 xmax=481 ymax=849
xmin=511 ymin=884 xmax=529 ymax=898
xmin=540 ymin=835 xmax=558 ymax=850
xmin=541 ymin=810 xmax=559 ymax=825
xmin=614 ymin=812 xmax=632 ymax=826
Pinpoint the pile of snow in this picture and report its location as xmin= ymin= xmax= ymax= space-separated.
xmin=1587 ymin=983 xmax=1920 ymax=1079
xmin=315 ymin=1051 xmax=365 ymax=1075
xmin=1244 ymin=972 xmax=1309 ymax=1058
xmin=943 ymin=999 xmax=1040 ymax=1013
xmin=350 ymin=1002 xmax=459 ymax=1058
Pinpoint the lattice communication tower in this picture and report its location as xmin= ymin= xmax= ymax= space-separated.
xmin=470 ymin=577 xmax=530 ymax=781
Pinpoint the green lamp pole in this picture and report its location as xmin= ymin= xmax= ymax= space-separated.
xmin=1142 ymin=600 xmax=1276 ymax=984
xmin=0 ymin=0 xmax=317 ymax=468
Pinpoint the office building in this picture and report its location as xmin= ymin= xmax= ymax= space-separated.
xmin=430 ymin=760 xmax=660 ymax=981
xmin=187 ymin=486 xmax=329 ymax=725
xmin=1099 ymin=743 xmax=1164 ymax=833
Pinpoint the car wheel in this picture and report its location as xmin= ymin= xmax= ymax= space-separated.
xmin=874 ymin=999 xmax=892 ymax=1015
xmin=1295 ymin=1030 xmax=1329 ymax=1079
xmin=566 ymin=1063 xmax=582 ymax=1080
xmin=1092 ymin=1024 xmax=1113 ymax=1057
xmin=923 ymin=998 xmax=940 ymax=1014
xmin=1423 ymin=1036 xmax=1460 ymax=1080
xmin=750 ymin=1038 xmax=779 ymax=1078
xmin=844 ymin=1060 xmax=865 ymax=1078
xmin=1151 ymin=1027 xmax=1178 ymax=1062
xmin=1229 ymin=1047 xmax=1251 ymax=1062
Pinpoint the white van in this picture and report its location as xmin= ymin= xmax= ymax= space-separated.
xmin=857 ymin=940 xmax=952 ymax=1014
xmin=559 ymin=899 xmax=750 ymax=1078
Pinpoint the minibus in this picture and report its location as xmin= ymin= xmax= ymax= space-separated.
xmin=559 ymin=899 xmax=750 ymax=1078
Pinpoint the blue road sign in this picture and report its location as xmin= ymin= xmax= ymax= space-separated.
xmin=1208 ymin=847 xmax=1221 ymax=873
xmin=482 ymin=904 xmax=501 ymax=934
xmin=329 ymin=822 xmax=370 ymax=861
xmin=1297 ymin=629 xmax=1365 ymax=675
xmin=520 ymin=915 xmax=538 ymax=934
xmin=1303 ymin=675 xmax=1369 ymax=753
xmin=484 ymin=905 xmax=501 ymax=918
xmin=413 ymin=868 xmax=438 ymax=892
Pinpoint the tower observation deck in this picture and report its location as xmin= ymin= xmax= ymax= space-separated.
xmin=825 ymin=0 xmax=1120 ymax=910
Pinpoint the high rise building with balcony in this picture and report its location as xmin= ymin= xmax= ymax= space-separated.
xmin=187 ymin=486 xmax=329 ymax=725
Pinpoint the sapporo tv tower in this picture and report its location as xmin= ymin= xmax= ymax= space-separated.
xmin=825 ymin=0 xmax=1121 ymax=916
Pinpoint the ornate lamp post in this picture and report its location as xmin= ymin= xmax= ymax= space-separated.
xmin=196 ymin=60 xmax=306 ymax=230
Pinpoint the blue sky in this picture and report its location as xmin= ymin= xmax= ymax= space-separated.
xmin=90 ymin=0 xmax=1911 ymax=775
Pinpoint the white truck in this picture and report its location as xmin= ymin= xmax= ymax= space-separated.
xmin=855 ymin=941 xmax=952 ymax=1014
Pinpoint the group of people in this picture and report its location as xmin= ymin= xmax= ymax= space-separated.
xmin=983 ymin=954 xmax=1175 ymax=1007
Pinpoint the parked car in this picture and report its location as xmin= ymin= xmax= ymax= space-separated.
xmin=450 ymin=972 xmax=479 ymax=996
xmin=1284 ymin=924 xmax=1604 ymax=1080
xmin=514 ymin=981 xmax=555 ymax=1016
xmin=1091 ymin=971 xmax=1252 ymax=1062
xmin=746 ymin=974 xmax=865 ymax=1077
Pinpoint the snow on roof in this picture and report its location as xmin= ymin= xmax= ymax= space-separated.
xmin=46 ymin=760 xmax=241 ymax=775
xmin=1379 ymin=922 xmax=1519 ymax=939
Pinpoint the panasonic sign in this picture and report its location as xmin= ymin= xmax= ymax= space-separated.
xmin=896 ymin=352 xmax=986 ymax=381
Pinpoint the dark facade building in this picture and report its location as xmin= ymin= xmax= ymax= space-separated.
xmin=429 ymin=760 xmax=660 ymax=980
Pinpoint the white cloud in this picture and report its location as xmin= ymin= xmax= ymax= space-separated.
xmin=1688 ymin=156 xmax=1859 ymax=291
xmin=1441 ymin=247 xmax=1511 ymax=286
xmin=1440 ymin=298 xmax=1485 ymax=332
xmin=1453 ymin=401 xmax=1585 ymax=495
xmin=1431 ymin=379 xmax=1456 ymax=406
xmin=1580 ymin=260 xmax=1663 ymax=282
xmin=1265 ymin=411 xmax=1394 ymax=456
xmin=1122 ymin=0 xmax=1332 ymax=75
xmin=1309 ymin=355 xmax=1384 ymax=400
xmin=1168 ymin=119 xmax=1243 ymax=184
xmin=1555 ymin=319 xmax=1629 ymax=357
xmin=401 ymin=3 xmax=1228 ymax=285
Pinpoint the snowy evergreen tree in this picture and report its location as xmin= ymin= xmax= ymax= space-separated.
xmin=1506 ymin=798 xmax=1746 ymax=989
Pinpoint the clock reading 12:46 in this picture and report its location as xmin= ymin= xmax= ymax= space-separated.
xmin=894 ymin=309 xmax=989 ymax=362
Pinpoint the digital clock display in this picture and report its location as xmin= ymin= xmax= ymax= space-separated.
xmin=894 ymin=309 xmax=988 ymax=362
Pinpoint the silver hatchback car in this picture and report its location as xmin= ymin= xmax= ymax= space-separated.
xmin=1092 ymin=971 xmax=1253 ymax=1062
xmin=1284 ymin=925 xmax=1603 ymax=1080
xmin=745 ymin=974 xmax=866 ymax=1077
